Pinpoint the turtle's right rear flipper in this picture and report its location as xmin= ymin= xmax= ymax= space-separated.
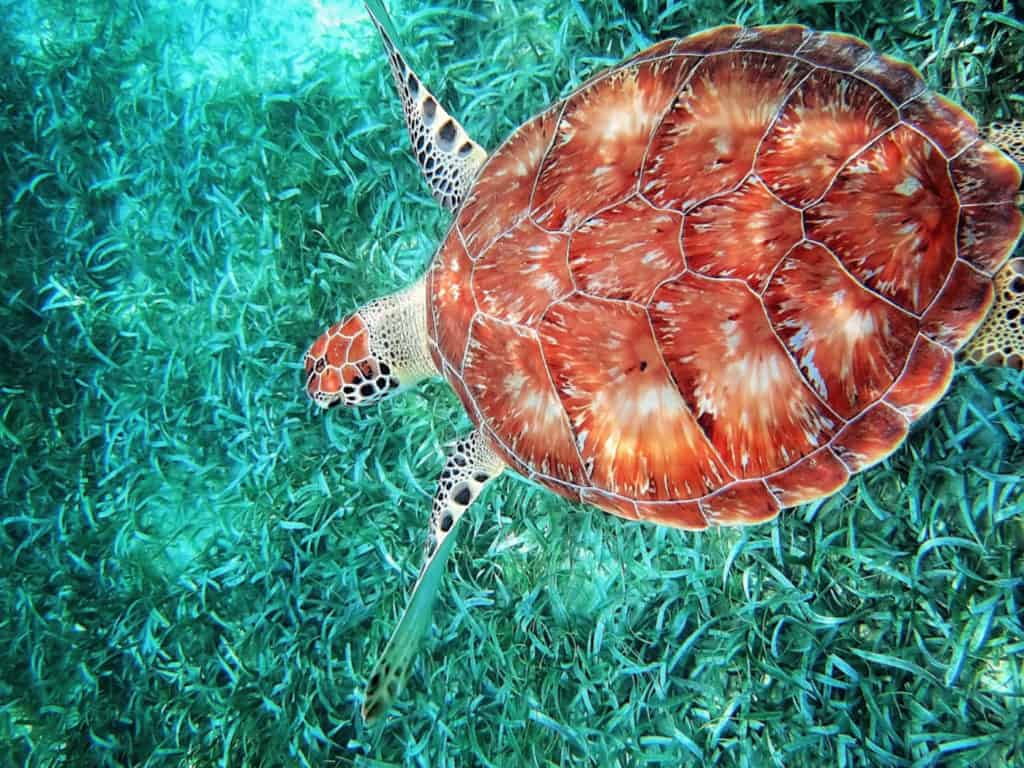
xmin=982 ymin=119 xmax=1024 ymax=168
xmin=965 ymin=121 xmax=1024 ymax=370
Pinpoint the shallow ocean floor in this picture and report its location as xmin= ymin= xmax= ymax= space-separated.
xmin=1 ymin=0 xmax=1023 ymax=765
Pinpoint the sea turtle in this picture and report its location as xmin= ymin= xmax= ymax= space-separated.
xmin=303 ymin=2 xmax=1024 ymax=722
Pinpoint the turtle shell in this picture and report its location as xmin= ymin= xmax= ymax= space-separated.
xmin=425 ymin=25 xmax=1024 ymax=528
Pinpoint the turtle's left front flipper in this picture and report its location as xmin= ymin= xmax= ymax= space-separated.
xmin=362 ymin=429 xmax=505 ymax=724
xmin=363 ymin=1 xmax=488 ymax=211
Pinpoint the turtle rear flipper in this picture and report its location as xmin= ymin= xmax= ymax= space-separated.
xmin=963 ymin=121 xmax=1024 ymax=370
xmin=981 ymin=119 xmax=1024 ymax=166
xmin=362 ymin=429 xmax=505 ymax=723
xmin=364 ymin=1 xmax=487 ymax=211
xmin=963 ymin=258 xmax=1024 ymax=370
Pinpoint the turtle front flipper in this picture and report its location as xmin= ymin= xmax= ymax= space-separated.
xmin=363 ymin=1 xmax=488 ymax=211
xmin=362 ymin=429 xmax=506 ymax=724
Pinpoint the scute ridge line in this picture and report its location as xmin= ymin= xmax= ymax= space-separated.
xmin=527 ymin=99 xmax=572 ymax=233
xmin=804 ymin=237 xmax=924 ymax=321
xmin=458 ymin=226 xmax=484 ymax=317
xmin=757 ymin=239 xmax=803 ymax=298
xmin=824 ymin=444 xmax=856 ymax=476
xmin=758 ymin=173 xmax=806 ymax=215
xmin=877 ymin=332 xmax=944 ymax=410
xmin=749 ymin=65 xmax=816 ymax=180
xmin=948 ymin=137 xmax=979 ymax=164
xmin=914 ymin=247 xmax=963 ymax=323
xmin=645 ymin=268 xmax=690 ymax=310
xmin=534 ymin=312 xmax=591 ymax=482
xmin=802 ymin=123 xmax=901 ymax=210
xmin=637 ymin=52 xmax=705 ymax=202
xmin=752 ymin=275 xmax=848 ymax=431
xmin=760 ymin=478 xmax=785 ymax=508
xmin=642 ymin=305 xmax=738 ymax=488
xmin=458 ymin=310 xmax=482 ymax=374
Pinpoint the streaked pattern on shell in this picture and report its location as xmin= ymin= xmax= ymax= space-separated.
xmin=428 ymin=24 xmax=1024 ymax=528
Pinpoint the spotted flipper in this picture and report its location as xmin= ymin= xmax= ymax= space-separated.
xmin=363 ymin=1 xmax=487 ymax=211
xmin=362 ymin=429 xmax=505 ymax=723
xmin=963 ymin=259 xmax=1024 ymax=370
xmin=981 ymin=119 xmax=1024 ymax=166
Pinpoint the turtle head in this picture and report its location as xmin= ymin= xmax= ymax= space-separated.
xmin=304 ymin=278 xmax=436 ymax=409
xmin=304 ymin=312 xmax=396 ymax=408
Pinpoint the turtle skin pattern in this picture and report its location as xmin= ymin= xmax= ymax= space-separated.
xmin=425 ymin=25 xmax=1024 ymax=529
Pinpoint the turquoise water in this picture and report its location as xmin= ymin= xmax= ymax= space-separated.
xmin=1 ymin=0 xmax=1022 ymax=765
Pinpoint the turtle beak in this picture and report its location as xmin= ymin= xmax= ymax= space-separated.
xmin=303 ymin=347 xmax=344 ymax=410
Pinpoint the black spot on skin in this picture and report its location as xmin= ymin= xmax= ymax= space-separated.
xmin=343 ymin=385 xmax=355 ymax=394
xmin=440 ymin=513 xmax=453 ymax=532
xmin=423 ymin=96 xmax=437 ymax=124
xmin=315 ymin=358 xmax=325 ymax=373
xmin=454 ymin=455 xmax=467 ymax=467
xmin=406 ymin=72 xmax=418 ymax=98
xmin=458 ymin=141 xmax=474 ymax=157
xmin=438 ymin=119 xmax=457 ymax=150
xmin=328 ymin=399 xmax=342 ymax=409
xmin=360 ymin=383 xmax=375 ymax=397
xmin=379 ymin=362 xmax=391 ymax=376
xmin=453 ymin=485 xmax=471 ymax=506
xmin=376 ymin=377 xmax=387 ymax=389
xmin=472 ymin=472 xmax=489 ymax=483
xmin=389 ymin=378 xmax=400 ymax=389
xmin=441 ymin=469 xmax=451 ymax=479
xmin=639 ymin=360 xmax=647 ymax=372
